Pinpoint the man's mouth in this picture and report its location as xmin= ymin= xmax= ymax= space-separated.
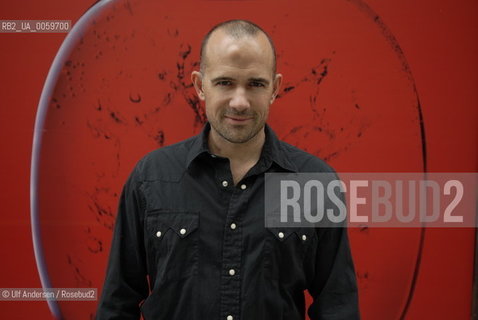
xmin=224 ymin=115 xmax=254 ymax=123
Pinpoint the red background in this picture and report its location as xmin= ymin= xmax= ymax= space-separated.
xmin=0 ymin=0 xmax=477 ymax=319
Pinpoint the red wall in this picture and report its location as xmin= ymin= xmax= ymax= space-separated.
xmin=0 ymin=0 xmax=476 ymax=319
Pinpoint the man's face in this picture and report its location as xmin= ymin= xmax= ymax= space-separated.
xmin=192 ymin=30 xmax=282 ymax=144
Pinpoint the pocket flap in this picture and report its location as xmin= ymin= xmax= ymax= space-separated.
xmin=147 ymin=211 xmax=199 ymax=238
xmin=267 ymin=227 xmax=313 ymax=243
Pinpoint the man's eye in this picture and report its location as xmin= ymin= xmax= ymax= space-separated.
xmin=250 ymin=82 xmax=265 ymax=88
xmin=216 ymin=80 xmax=232 ymax=86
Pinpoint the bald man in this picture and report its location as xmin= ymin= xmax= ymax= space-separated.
xmin=97 ymin=20 xmax=359 ymax=320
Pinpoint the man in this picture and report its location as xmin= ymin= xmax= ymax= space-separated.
xmin=97 ymin=19 xmax=359 ymax=320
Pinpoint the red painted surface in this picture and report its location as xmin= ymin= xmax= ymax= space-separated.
xmin=0 ymin=0 xmax=476 ymax=319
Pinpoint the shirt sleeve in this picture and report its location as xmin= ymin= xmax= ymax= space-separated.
xmin=307 ymin=227 xmax=360 ymax=320
xmin=96 ymin=165 xmax=150 ymax=319
xmin=306 ymin=173 xmax=360 ymax=320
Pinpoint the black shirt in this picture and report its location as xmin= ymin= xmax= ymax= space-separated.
xmin=96 ymin=123 xmax=359 ymax=320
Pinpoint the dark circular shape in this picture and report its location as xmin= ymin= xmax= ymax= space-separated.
xmin=31 ymin=0 xmax=427 ymax=319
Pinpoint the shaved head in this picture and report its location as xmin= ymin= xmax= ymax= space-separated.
xmin=191 ymin=19 xmax=283 ymax=146
xmin=199 ymin=20 xmax=277 ymax=75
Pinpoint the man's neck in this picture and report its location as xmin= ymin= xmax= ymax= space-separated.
xmin=208 ymin=127 xmax=265 ymax=184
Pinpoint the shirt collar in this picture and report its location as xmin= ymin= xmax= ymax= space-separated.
xmin=185 ymin=123 xmax=211 ymax=168
xmin=261 ymin=124 xmax=298 ymax=172
xmin=186 ymin=122 xmax=298 ymax=173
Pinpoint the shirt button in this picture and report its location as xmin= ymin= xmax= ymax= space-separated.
xmin=227 ymin=316 xmax=233 ymax=320
xmin=229 ymin=269 xmax=235 ymax=276
xmin=156 ymin=231 xmax=162 ymax=238
xmin=302 ymin=234 xmax=307 ymax=241
xmin=222 ymin=180 xmax=229 ymax=187
xmin=278 ymin=232 xmax=284 ymax=239
xmin=230 ymin=223 xmax=237 ymax=230
xmin=180 ymin=228 xmax=187 ymax=235
xmin=240 ymin=184 xmax=247 ymax=190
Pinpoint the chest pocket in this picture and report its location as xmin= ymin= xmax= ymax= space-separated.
xmin=144 ymin=210 xmax=199 ymax=285
xmin=264 ymin=227 xmax=317 ymax=281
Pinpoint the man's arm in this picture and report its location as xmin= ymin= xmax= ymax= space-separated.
xmin=307 ymin=226 xmax=360 ymax=320
xmin=96 ymin=167 xmax=149 ymax=319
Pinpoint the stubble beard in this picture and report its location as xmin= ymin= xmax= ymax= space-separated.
xmin=210 ymin=113 xmax=265 ymax=144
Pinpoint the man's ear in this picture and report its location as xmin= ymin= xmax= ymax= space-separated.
xmin=270 ymin=73 xmax=283 ymax=104
xmin=191 ymin=71 xmax=205 ymax=101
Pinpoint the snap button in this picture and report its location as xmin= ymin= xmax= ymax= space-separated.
xmin=278 ymin=232 xmax=284 ymax=239
xmin=230 ymin=223 xmax=236 ymax=230
xmin=180 ymin=228 xmax=186 ymax=235
xmin=222 ymin=180 xmax=228 ymax=187
xmin=156 ymin=231 xmax=161 ymax=238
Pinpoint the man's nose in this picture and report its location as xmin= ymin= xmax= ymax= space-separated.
xmin=229 ymin=87 xmax=250 ymax=111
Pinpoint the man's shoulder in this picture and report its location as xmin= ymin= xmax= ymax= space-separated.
xmin=143 ymin=135 xmax=195 ymax=163
xmin=133 ymin=135 xmax=197 ymax=180
xmin=278 ymin=140 xmax=336 ymax=173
